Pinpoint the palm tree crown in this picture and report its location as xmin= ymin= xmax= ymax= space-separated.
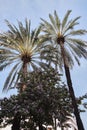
xmin=0 ymin=19 xmax=47 ymax=91
xmin=41 ymin=10 xmax=87 ymax=68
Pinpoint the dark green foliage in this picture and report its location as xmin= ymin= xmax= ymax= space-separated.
xmin=0 ymin=67 xmax=86 ymax=129
xmin=0 ymin=67 xmax=73 ymax=129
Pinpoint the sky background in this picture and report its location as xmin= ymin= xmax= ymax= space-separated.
xmin=0 ymin=0 xmax=87 ymax=129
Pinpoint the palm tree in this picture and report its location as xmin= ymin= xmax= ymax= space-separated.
xmin=0 ymin=19 xmax=50 ymax=130
xmin=41 ymin=10 xmax=87 ymax=130
xmin=0 ymin=19 xmax=48 ymax=92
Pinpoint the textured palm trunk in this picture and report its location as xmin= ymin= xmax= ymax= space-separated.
xmin=22 ymin=61 xmax=27 ymax=91
xmin=12 ymin=62 xmax=28 ymax=130
xmin=60 ymin=42 xmax=84 ymax=130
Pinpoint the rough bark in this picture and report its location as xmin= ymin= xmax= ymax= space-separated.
xmin=64 ymin=65 xmax=84 ymax=130
xmin=60 ymin=42 xmax=84 ymax=130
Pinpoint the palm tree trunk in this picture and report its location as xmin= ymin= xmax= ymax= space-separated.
xmin=64 ymin=65 xmax=84 ymax=130
xmin=60 ymin=43 xmax=84 ymax=130
xmin=12 ymin=62 xmax=27 ymax=130
xmin=21 ymin=62 xmax=27 ymax=92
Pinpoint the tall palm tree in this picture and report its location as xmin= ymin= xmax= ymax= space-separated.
xmin=0 ymin=19 xmax=48 ymax=92
xmin=0 ymin=19 xmax=56 ymax=130
xmin=41 ymin=10 xmax=87 ymax=130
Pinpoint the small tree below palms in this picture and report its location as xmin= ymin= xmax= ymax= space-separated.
xmin=0 ymin=67 xmax=73 ymax=130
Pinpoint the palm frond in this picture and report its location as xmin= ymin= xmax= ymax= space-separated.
xmin=31 ymin=25 xmax=41 ymax=45
xmin=67 ymin=43 xmax=81 ymax=66
xmin=65 ymin=29 xmax=87 ymax=37
xmin=63 ymin=16 xmax=81 ymax=34
xmin=31 ymin=29 xmax=36 ymax=42
xmin=5 ymin=20 xmax=16 ymax=34
xmin=67 ymin=38 xmax=87 ymax=47
xmin=8 ymin=67 xmax=19 ymax=90
xmin=25 ymin=19 xmax=31 ymax=38
xmin=39 ymin=36 xmax=50 ymax=44
xmin=13 ymin=24 xmax=24 ymax=43
xmin=3 ymin=63 xmax=20 ymax=91
xmin=35 ymin=26 xmax=41 ymax=37
xmin=62 ymin=10 xmax=71 ymax=30
xmin=66 ymin=39 xmax=87 ymax=60
xmin=30 ymin=61 xmax=39 ymax=70
xmin=77 ymin=45 xmax=87 ymax=59
xmin=17 ymin=20 xmax=26 ymax=41
xmin=54 ymin=10 xmax=61 ymax=31
xmin=72 ymin=52 xmax=80 ymax=65
xmin=41 ymin=18 xmax=56 ymax=34
xmin=64 ymin=46 xmax=74 ymax=68
xmin=0 ymin=62 xmax=11 ymax=71
xmin=49 ymin=13 xmax=57 ymax=30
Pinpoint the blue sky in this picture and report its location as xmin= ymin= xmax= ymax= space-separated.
xmin=0 ymin=0 xmax=87 ymax=129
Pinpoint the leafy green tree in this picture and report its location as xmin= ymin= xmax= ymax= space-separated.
xmin=0 ymin=67 xmax=73 ymax=130
xmin=41 ymin=10 xmax=87 ymax=130
xmin=0 ymin=19 xmax=48 ymax=92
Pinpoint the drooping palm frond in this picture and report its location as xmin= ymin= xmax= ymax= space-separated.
xmin=65 ymin=29 xmax=87 ymax=37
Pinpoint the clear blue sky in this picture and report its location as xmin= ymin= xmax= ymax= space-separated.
xmin=0 ymin=0 xmax=87 ymax=129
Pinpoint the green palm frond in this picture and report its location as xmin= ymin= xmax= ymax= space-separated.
xmin=66 ymin=39 xmax=87 ymax=62
xmin=31 ymin=25 xmax=42 ymax=44
xmin=34 ymin=26 xmax=42 ymax=40
xmin=3 ymin=63 xmax=20 ymax=91
xmin=25 ymin=19 xmax=31 ymax=37
xmin=54 ymin=10 xmax=61 ymax=31
xmin=49 ymin=13 xmax=57 ymax=30
xmin=63 ymin=46 xmax=74 ymax=68
xmin=68 ymin=46 xmax=81 ymax=65
xmin=67 ymin=38 xmax=87 ymax=46
xmin=77 ymin=45 xmax=87 ymax=59
xmin=5 ymin=20 xmax=17 ymax=34
xmin=65 ymin=30 xmax=87 ymax=37
xmin=8 ymin=69 xmax=19 ymax=91
xmin=62 ymin=10 xmax=71 ymax=30
xmin=63 ymin=16 xmax=81 ymax=34
xmin=41 ymin=18 xmax=56 ymax=35
xmin=0 ymin=62 xmax=11 ymax=71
